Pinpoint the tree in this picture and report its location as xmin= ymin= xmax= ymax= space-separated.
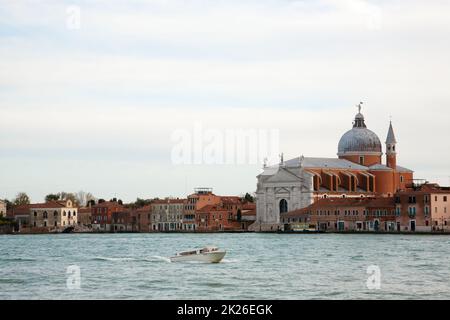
xmin=13 ymin=192 xmax=30 ymax=206
xmin=135 ymin=198 xmax=151 ymax=208
xmin=75 ymin=191 xmax=95 ymax=207
xmin=4 ymin=199 xmax=13 ymax=210
xmin=243 ymin=192 xmax=255 ymax=203
xmin=45 ymin=194 xmax=60 ymax=202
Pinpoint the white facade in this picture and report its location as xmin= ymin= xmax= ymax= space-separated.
xmin=30 ymin=200 xmax=78 ymax=230
xmin=151 ymin=200 xmax=184 ymax=231
xmin=254 ymin=160 xmax=314 ymax=231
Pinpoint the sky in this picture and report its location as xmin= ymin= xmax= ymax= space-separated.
xmin=1 ymin=0 xmax=450 ymax=203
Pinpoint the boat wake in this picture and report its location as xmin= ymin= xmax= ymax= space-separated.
xmin=145 ymin=256 xmax=172 ymax=263
xmin=93 ymin=256 xmax=136 ymax=262
xmin=93 ymin=256 xmax=172 ymax=263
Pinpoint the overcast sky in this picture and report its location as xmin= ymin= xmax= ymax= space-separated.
xmin=1 ymin=0 xmax=450 ymax=203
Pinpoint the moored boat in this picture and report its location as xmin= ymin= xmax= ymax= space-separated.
xmin=170 ymin=246 xmax=226 ymax=263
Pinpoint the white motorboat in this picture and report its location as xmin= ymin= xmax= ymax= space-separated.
xmin=170 ymin=246 xmax=226 ymax=263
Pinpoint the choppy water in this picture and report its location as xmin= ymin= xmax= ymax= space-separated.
xmin=1 ymin=233 xmax=449 ymax=300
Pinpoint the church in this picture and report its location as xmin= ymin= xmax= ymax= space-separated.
xmin=253 ymin=104 xmax=414 ymax=230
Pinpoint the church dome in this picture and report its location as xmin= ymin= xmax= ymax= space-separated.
xmin=338 ymin=107 xmax=382 ymax=155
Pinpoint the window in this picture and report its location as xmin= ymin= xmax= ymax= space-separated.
xmin=444 ymin=196 xmax=448 ymax=202
xmin=34 ymin=211 xmax=37 ymax=217
xmin=400 ymin=176 xmax=404 ymax=183
xmin=279 ymin=199 xmax=288 ymax=214
xmin=359 ymin=156 xmax=364 ymax=165
xmin=54 ymin=211 xmax=58 ymax=217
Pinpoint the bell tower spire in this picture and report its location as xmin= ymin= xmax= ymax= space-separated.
xmin=386 ymin=120 xmax=397 ymax=169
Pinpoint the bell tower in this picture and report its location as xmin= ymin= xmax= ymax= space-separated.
xmin=386 ymin=120 xmax=397 ymax=169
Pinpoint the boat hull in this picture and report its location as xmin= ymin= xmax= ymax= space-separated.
xmin=170 ymin=251 xmax=226 ymax=263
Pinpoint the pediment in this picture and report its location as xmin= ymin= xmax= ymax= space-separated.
xmin=266 ymin=167 xmax=302 ymax=183
xmin=275 ymin=187 xmax=291 ymax=195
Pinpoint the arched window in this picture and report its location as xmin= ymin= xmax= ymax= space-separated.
xmin=279 ymin=199 xmax=288 ymax=214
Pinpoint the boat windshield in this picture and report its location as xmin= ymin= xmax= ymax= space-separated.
xmin=200 ymin=247 xmax=218 ymax=253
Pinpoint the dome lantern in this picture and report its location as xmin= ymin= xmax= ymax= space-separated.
xmin=337 ymin=103 xmax=383 ymax=166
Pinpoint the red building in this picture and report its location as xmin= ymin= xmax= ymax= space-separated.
xmin=281 ymin=183 xmax=450 ymax=233
xmin=91 ymin=201 xmax=124 ymax=232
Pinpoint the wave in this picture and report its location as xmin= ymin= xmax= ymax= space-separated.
xmin=221 ymin=258 xmax=239 ymax=264
xmin=0 ymin=257 xmax=37 ymax=262
xmin=93 ymin=256 xmax=136 ymax=262
xmin=92 ymin=256 xmax=172 ymax=263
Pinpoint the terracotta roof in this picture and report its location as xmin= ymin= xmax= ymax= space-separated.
xmin=93 ymin=201 xmax=124 ymax=209
xmin=135 ymin=205 xmax=152 ymax=212
xmin=283 ymin=197 xmax=396 ymax=217
xmin=151 ymin=199 xmax=186 ymax=205
xmin=281 ymin=207 xmax=310 ymax=218
xmin=400 ymin=183 xmax=450 ymax=194
xmin=29 ymin=201 xmax=71 ymax=209
xmin=11 ymin=204 xmax=32 ymax=216
xmin=78 ymin=207 xmax=92 ymax=214
xmin=242 ymin=202 xmax=256 ymax=210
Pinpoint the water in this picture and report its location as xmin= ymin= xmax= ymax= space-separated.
xmin=1 ymin=233 xmax=449 ymax=300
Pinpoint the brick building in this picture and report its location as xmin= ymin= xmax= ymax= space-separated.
xmin=130 ymin=205 xmax=152 ymax=232
xmin=91 ymin=201 xmax=124 ymax=231
xmin=281 ymin=183 xmax=450 ymax=233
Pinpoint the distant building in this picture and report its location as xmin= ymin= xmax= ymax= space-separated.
xmin=30 ymin=200 xmax=78 ymax=230
xmin=77 ymin=207 xmax=92 ymax=226
xmin=396 ymin=183 xmax=450 ymax=232
xmin=91 ymin=201 xmax=124 ymax=232
xmin=111 ymin=210 xmax=133 ymax=232
xmin=9 ymin=204 xmax=31 ymax=231
xmin=183 ymin=188 xmax=222 ymax=231
xmin=130 ymin=205 xmax=152 ymax=232
xmin=255 ymin=106 xmax=414 ymax=231
xmin=191 ymin=190 xmax=253 ymax=232
xmin=281 ymin=183 xmax=450 ymax=233
xmin=151 ymin=198 xmax=185 ymax=231
xmin=240 ymin=202 xmax=257 ymax=230
xmin=0 ymin=200 xmax=6 ymax=218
